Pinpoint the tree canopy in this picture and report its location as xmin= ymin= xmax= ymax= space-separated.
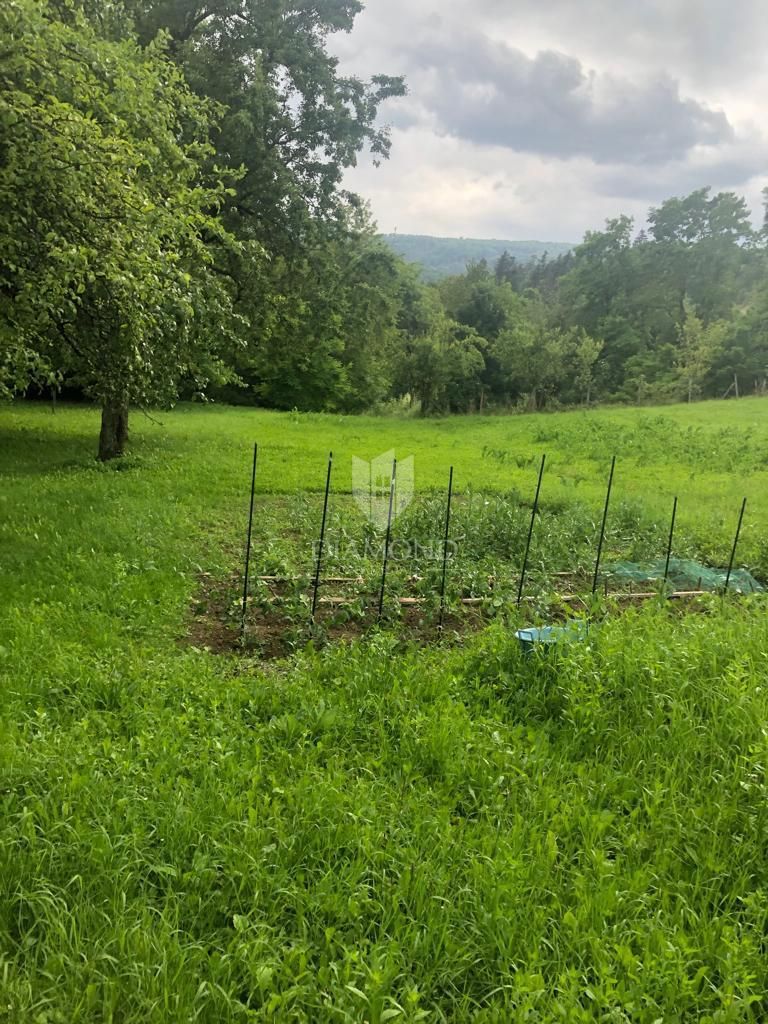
xmin=0 ymin=0 xmax=253 ymax=456
xmin=0 ymin=0 xmax=406 ymax=456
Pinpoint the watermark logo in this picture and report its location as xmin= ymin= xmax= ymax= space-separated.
xmin=314 ymin=537 xmax=457 ymax=563
xmin=352 ymin=450 xmax=414 ymax=529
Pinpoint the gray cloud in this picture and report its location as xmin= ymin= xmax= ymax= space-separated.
xmin=480 ymin=0 xmax=768 ymax=88
xmin=329 ymin=0 xmax=768 ymax=239
xmin=594 ymin=145 xmax=768 ymax=201
xmin=404 ymin=34 xmax=734 ymax=164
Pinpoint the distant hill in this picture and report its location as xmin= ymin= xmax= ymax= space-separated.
xmin=381 ymin=233 xmax=574 ymax=281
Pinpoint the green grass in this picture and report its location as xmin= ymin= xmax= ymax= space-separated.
xmin=2 ymin=399 xmax=768 ymax=1021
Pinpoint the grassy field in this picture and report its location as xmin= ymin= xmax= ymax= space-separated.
xmin=2 ymin=399 xmax=768 ymax=1021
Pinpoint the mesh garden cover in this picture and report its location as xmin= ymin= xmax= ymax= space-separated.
xmin=607 ymin=558 xmax=763 ymax=594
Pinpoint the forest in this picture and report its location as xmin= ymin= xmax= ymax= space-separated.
xmin=380 ymin=235 xmax=573 ymax=281
xmin=2 ymin=0 xmax=768 ymax=461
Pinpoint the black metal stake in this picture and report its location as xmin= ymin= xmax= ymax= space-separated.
xmin=663 ymin=496 xmax=678 ymax=586
xmin=240 ymin=442 xmax=259 ymax=637
xmin=310 ymin=452 xmax=334 ymax=624
xmin=438 ymin=466 xmax=455 ymax=631
xmin=592 ymin=455 xmax=617 ymax=595
xmin=724 ymin=497 xmax=747 ymax=593
xmin=377 ymin=458 xmax=397 ymax=622
xmin=517 ymin=453 xmax=546 ymax=607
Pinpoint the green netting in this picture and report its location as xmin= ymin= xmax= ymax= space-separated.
xmin=607 ymin=558 xmax=763 ymax=594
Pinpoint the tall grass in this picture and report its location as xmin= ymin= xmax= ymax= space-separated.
xmin=2 ymin=400 xmax=768 ymax=1021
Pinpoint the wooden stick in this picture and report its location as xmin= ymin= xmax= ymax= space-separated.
xmin=557 ymin=590 xmax=709 ymax=603
xmin=258 ymin=575 xmax=365 ymax=585
xmin=309 ymin=590 xmax=713 ymax=608
xmin=316 ymin=596 xmax=486 ymax=607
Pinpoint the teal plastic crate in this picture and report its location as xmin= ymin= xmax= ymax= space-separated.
xmin=515 ymin=620 xmax=588 ymax=654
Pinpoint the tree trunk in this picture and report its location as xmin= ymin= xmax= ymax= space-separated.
xmin=99 ymin=399 xmax=129 ymax=461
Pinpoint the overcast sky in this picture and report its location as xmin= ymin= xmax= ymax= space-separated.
xmin=329 ymin=0 xmax=768 ymax=242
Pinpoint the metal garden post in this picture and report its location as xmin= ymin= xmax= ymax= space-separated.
xmin=310 ymin=452 xmax=333 ymax=624
xmin=377 ymin=459 xmax=397 ymax=622
xmin=240 ymin=442 xmax=259 ymax=637
xmin=724 ymin=498 xmax=747 ymax=593
xmin=438 ymin=466 xmax=455 ymax=631
xmin=592 ymin=456 xmax=617 ymax=595
xmin=517 ymin=453 xmax=546 ymax=607
xmin=663 ymin=496 xmax=678 ymax=587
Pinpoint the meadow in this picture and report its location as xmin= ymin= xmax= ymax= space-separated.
xmin=2 ymin=398 xmax=768 ymax=1021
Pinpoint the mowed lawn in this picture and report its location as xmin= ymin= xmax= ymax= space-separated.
xmin=2 ymin=399 xmax=768 ymax=1021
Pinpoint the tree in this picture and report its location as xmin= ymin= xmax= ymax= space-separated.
xmin=398 ymin=318 xmax=485 ymax=415
xmin=237 ymin=219 xmax=409 ymax=413
xmin=0 ymin=0 xmax=249 ymax=458
xmin=676 ymin=302 xmax=727 ymax=402
xmin=707 ymin=286 xmax=768 ymax=397
xmin=114 ymin=0 xmax=408 ymax=413
xmin=437 ymin=273 xmax=533 ymax=407
xmin=649 ymin=188 xmax=753 ymax=326
xmin=555 ymin=215 xmax=641 ymax=396
xmin=494 ymin=320 xmax=571 ymax=410
xmin=494 ymin=251 xmax=526 ymax=291
xmin=571 ymin=330 xmax=604 ymax=405
xmin=122 ymin=1 xmax=405 ymax=250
